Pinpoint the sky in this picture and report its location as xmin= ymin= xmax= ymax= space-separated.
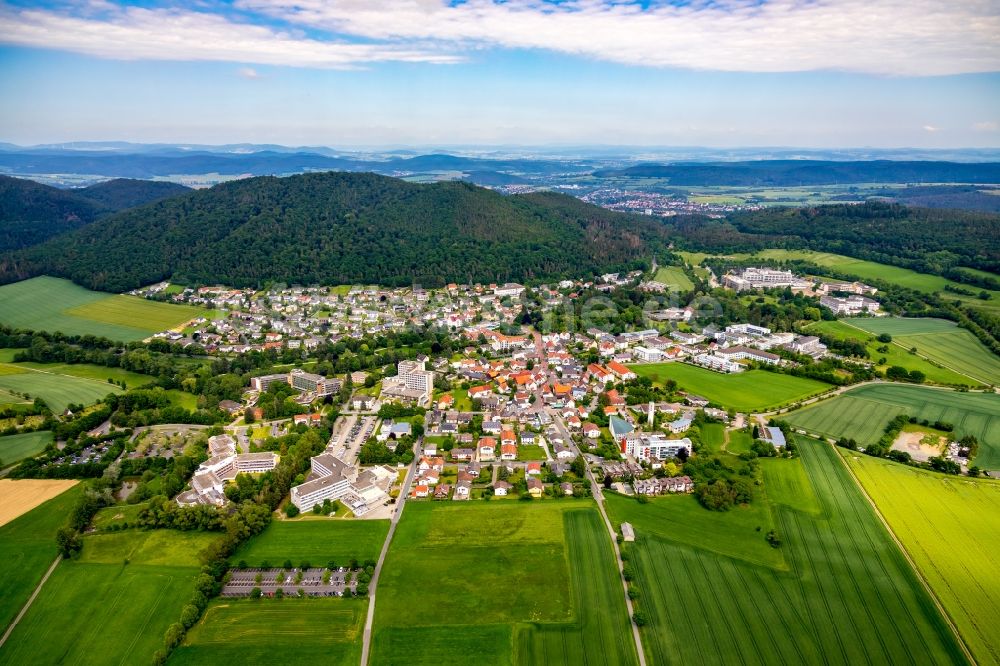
xmin=0 ymin=0 xmax=998 ymax=148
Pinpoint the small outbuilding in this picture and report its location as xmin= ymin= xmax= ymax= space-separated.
xmin=621 ymin=522 xmax=635 ymax=542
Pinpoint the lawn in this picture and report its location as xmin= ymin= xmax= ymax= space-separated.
xmin=516 ymin=444 xmax=548 ymax=461
xmin=652 ymin=265 xmax=694 ymax=291
xmin=843 ymin=318 xmax=1000 ymax=386
xmin=630 ymin=362 xmax=832 ymax=411
xmin=170 ymin=598 xmax=366 ymax=666
xmin=605 ymin=439 xmax=967 ymax=666
xmin=0 ymin=431 xmax=52 ymax=467
xmin=845 ymin=453 xmax=1000 ymax=665
xmin=10 ymin=361 xmax=156 ymax=388
xmin=0 ymin=276 xmax=208 ymax=341
xmin=0 ymin=529 xmax=219 ymax=666
xmin=371 ymin=500 xmax=637 ymax=666
xmin=0 ymin=369 xmax=122 ymax=413
xmin=0 ymin=483 xmax=82 ymax=633
xmin=230 ymin=519 xmax=390 ymax=567
xmin=784 ymin=384 xmax=1000 ymax=469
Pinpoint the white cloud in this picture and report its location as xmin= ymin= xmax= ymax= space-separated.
xmin=238 ymin=67 xmax=261 ymax=79
xmin=973 ymin=121 xmax=999 ymax=132
xmin=923 ymin=125 xmax=940 ymax=132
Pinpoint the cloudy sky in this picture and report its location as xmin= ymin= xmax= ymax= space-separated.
xmin=0 ymin=0 xmax=998 ymax=147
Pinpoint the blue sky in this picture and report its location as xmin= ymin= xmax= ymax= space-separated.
xmin=0 ymin=0 xmax=998 ymax=147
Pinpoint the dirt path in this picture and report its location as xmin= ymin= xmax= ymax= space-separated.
xmin=0 ymin=555 xmax=61 ymax=648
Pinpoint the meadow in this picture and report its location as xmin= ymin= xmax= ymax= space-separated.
xmin=0 ymin=431 xmax=53 ymax=467
xmin=230 ymin=519 xmax=390 ymax=567
xmin=605 ymin=439 xmax=968 ymax=666
xmin=783 ymin=384 xmax=1000 ymax=469
xmin=0 ymin=276 xmax=207 ymax=341
xmin=652 ymin=265 xmax=694 ymax=291
xmin=11 ymin=361 xmax=155 ymax=388
xmin=0 ymin=369 xmax=122 ymax=413
xmin=370 ymin=500 xmax=637 ymax=666
xmin=630 ymin=362 xmax=832 ymax=411
xmin=170 ymin=598 xmax=366 ymax=666
xmin=0 ymin=529 xmax=219 ymax=665
xmin=845 ymin=452 xmax=1000 ymax=665
xmin=843 ymin=318 xmax=1000 ymax=386
xmin=0 ymin=483 xmax=82 ymax=633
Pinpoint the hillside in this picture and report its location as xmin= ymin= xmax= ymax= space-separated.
xmin=1 ymin=172 xmax=666 ymax=291
xmin=75 ymin=178 xmax=191 ymax=211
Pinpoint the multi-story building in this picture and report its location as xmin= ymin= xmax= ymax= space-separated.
xmin=723 ymin=267 xmax=812 ymax=292
xmin=381 ymin=359 xmax=434 ymax=406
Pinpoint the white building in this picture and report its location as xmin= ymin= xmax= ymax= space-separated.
xmin=723 ymin=267 xmax=812 ymax=292
xmin=820 ymin=295 xmax=881 ymax=315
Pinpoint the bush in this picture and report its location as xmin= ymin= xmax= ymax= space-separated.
xmin=632 ymin=611 xmax=647 ymax=627
xmin=284 ymin=504 xmax=300 ymax=518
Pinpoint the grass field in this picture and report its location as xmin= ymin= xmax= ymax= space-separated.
xmin=0 ymin=483 xmax=82 ymax=633
xmin=605 ymin=439 xmax=967 ymax=665
xmin=371 ymin=500 xmax=637 ymax=666
xmin=0 ymin=276 xmax=208 ymax=341
xmin=652 ymin=266 xmax=694 ymax=291
xmin=230 ymin=519 xmax=390 ymax=567
xmin=0 ymin=369 xmax=121 ymax=413
xmin=0 ymin=529 xmax=219 ymax=666
xmin=516 ymin=444 xmax=548 ymax=461
xmin=7 ymin=361 xmax=155 ymax=388
xmin=171 ymin=598 xmax=366 ymax=666
xmin=845 ymin=452 xmax=1000 ymax=665
xmin=842 ymin=318 xmax=1000 ymax=386
xmin=0 ymin=431 xmax=52 ymax=468
xmin=784 ymin=384 xmax=1000 ymax=469
xmin=630 ymin=362 xmax=832 ymax=411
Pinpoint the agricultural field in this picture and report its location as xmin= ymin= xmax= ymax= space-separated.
xmin=0 ymin=276 xmax=208 ymax=341
xmin=843 ymin=318 xmax=1000 ymax=386
xmin=170 ymin=598 xmax=366 ymax=666
xmin=230 ymin=519 xmax=390 ymax=567
xmin=630 ymin=362 xmax=832 ymax=412
xmin=605 ymin=439 xmax=967 ymax=666
xmin=845 ymin=453 xmax=1000 ymax=665
xmin=0 ymin=368 xmax=122 ymax=414
xmin=370 ymin=500 xmax=637 ymax=666
xmin=0 ymin=529 xmax=219 ymax=666
xmin=784 ymin=384 xmax=1000 ymax=469
xmin=0 ymin=482 xmax=82 ymax=632
xmin=805 ymin=320 xmax=977 ymax=386
xmin=0 ymin=431 xmax=52 ymax=468
xmin=652 ymin=265 xmax=694 ymax=291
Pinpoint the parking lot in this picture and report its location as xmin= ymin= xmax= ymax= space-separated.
xmin=221 ymin=567 xmax=359 ymax=598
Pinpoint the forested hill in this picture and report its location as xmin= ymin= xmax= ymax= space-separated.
xmin=0 ymin=176 xmax=191 ymax=251
xmin=0 ymin=172 xmax=666 ymax=291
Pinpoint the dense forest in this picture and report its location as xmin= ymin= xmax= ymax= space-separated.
xmin=0 ymin=172 xmax=666 ymax=291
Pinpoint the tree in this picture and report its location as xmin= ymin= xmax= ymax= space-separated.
xmin=284 ymin=504 xmax=300 ymax=518
xmin=603 ymin=474 xmax=613 ymax=489
xmin=250 ymin=586 xmax=262 ymax=599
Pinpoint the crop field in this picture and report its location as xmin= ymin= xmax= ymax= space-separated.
xmin=230 ymin=519 xmax=390 ymax=567
xmin=0 ymin=368 xmax=122 ymax=413
xmin=629 ymin=362 xmax=832 ymax=411
xmin=845 ymin=453 xmax=1000 ymax=665
xmin=842 ymin=318 xmax=1000 ymax=385
xmin=0 ymin=478 xmax=75 ymax=526
xmin=0 ymin=529 xmax=219 ymax=665
xmin=371 ymin=500 xmax=637 ymax=666
xmin=0 ymin=431 xmax=52 ymax=468
xmin=0 ymin=482 xmax=81 ymax=634
xmin=784 ymin=384 xmax=1000 ymax=469
xmin=605 ymin=439 xmax=967 ymax=666
xmin=170 ymin=598 xmax=366 ymax=666
xmin=0 ymin=276 xmax=206 ymax=341
xmin=652 ymin=265 xmax=694 ymax=291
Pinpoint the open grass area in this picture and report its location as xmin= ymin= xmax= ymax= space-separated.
xmin=230 ymin=519 xmax=390 ymax=567
xmin=516 ymin=444 xmax=548 ymax=461
xmin=0 ymin=529 xmax=219 ymax=666
xmin=843 ymin=318 xmax=1000 ymax=386
xmin=605 ymin=439 xmax=968 ymax=666
xmin=0 ymin=276 xmax=207 ymax=341
xmin=630 ymin=362 xmax=832 ymax=412
xmin=784 ymin=384 xmax=1000 ymax=470
xmin=652 ymin=265 xmax=694 ymax=291
xmin=0 ymin=369 xmax=121 ymax=413
xmin=9 ymin=361 xmax=155 ymax=388
xmin=845 ymin=452 xmax=1000 ymax=666
xmin=0 ymin=431 xmax=52 ymax=467
xmin=170 ymin=598 xmax=366 ymax=666
xmin=0 ymin=483 xmax=83 ymax=633
xmin=371 ymin=500 xmax=637 ymax=666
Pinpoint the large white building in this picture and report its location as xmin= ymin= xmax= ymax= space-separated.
xmin=621 ymin=433 xmax=693 ymax=462
xmin=820 ymin=295 xmax=881 ymax=315
xmin=381 ymin=359 xmax=434 ymax=406
xmin=177 ymin=435 xmax=278 ymax=507
xmin=290 ymin=453 xmax=394 ymax=515
xmin=723 ymin=267 xmax=812 ymax=292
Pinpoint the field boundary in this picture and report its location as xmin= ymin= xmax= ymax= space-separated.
xmin=828 ymin=439 xmax=975 ymax=665
xmin=0 ymin=555 xmax=60 ymax=648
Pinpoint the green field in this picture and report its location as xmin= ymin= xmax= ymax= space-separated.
xmin=784 ymin=384 xmax=1000 ymax=469
xmin=845 ymin=452 xmax=1000 ymax=665
xmin=0 ymin=368 xmax=122 ymax=413
xmin=805 ymin=320 xmax=978 ymax=386
xmin=170 ymin=598 xmax=366 ymax=666
xmin=0 ymin=431 xmax=52 ymax=466
xmin=0 ymin=483 xmax=82 ymax=632
xmin=231 ymin=519 xmax=390 ymax=567
xmin=605 ymin=439 xmax=967 ymax=665
xmin=516 ymin=444 xmax=548 ymax=461
xmin=8 ymin=361 xmax=156 ymax=388
xmin=0 ymin=528 xmax=219 ymax=665
xmin=630 ymin=362 xmax=832 ymax=411
xmin=842 ymin=318 xmax=1000 ymax=386
xmin=371 ymin=500 xmax=637 ymax=666
xmin=652 ymin=265 xmax=694 ymax=291
xmin=0 ymin=276 xmax=208 ymax=341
